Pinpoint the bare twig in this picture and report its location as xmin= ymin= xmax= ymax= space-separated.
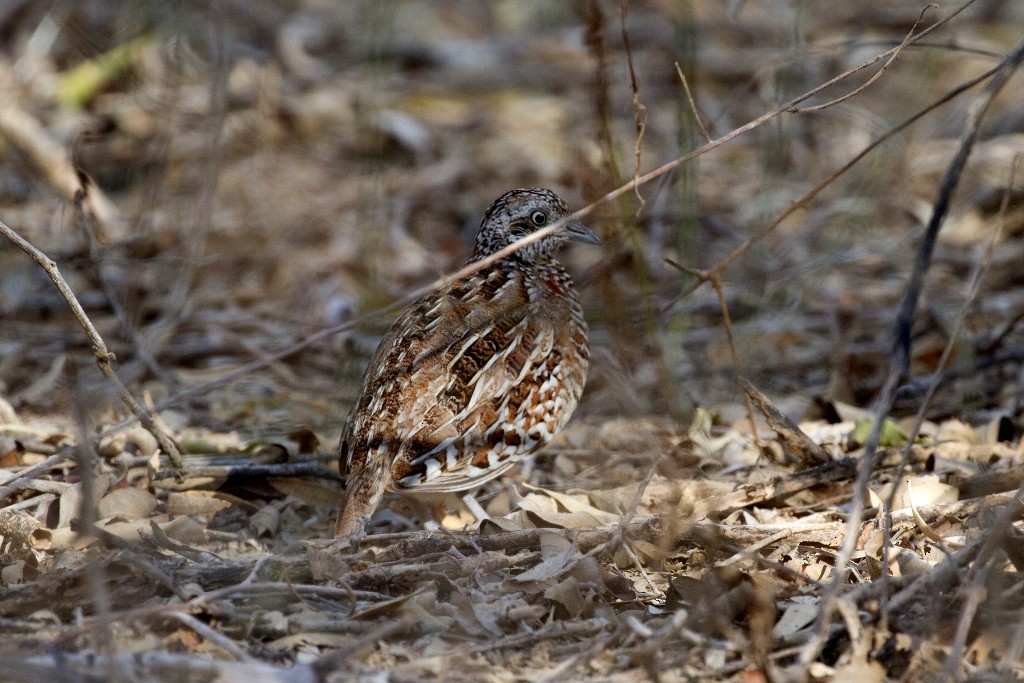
xmin=661 ymin=55 xmax=1000 ymax=314
xmin=709 ymin=273 xmax=759 ymax=443
xmin=0 ymin=652 xmax=316 ymax=683
xmin=0 ymin=218 xmax=184 ymax=473
xmin=797 ymin=34 xmax=1024 ymax=677
xmin=149 ymin=460 xmax=342 ymax=485
xmin=169 ymin=612 xmax=254 ymax=662
xmin=717 ymin=523 xmax=838 ymax=567
xmin=938 ymin=571 xmax=988 ymax=683
xmin=0 ymin=450 xmax=72 ymax=504
xmin=57 ymin=579 xmax=374 ymax=640
xmin=788 ymin=6 xmax=929 ymax=113
xmin=73 ymin=186 xmax=178 ymax=388
xmin=675 ymin=61 xmax=711 ymax=142
xmin=620 ymin=0 xmax=647 ymax=212
xmin=879 ymin=155 xmax=1018 ymax=620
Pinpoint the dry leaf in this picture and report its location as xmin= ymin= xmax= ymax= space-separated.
xmin=831 ymin=655 xmax=885 ymax=683
xmin=167 ymin=492 xmax=233 ymax=518
xmin=159 ymin=515 xmax=210 ymax=546
xmin=870 ymin=474 xmax=958 ymax=510
xmin=249 ymin=502 xmax=282 ymax=536
xmin=773 ymin=595 xmax=818 ymax=639
xmin=515 ymin=534 xmax=577 ymax=583
xmin=544 ymin=575 xmax=585 ymax=618
xmin=97 ymin=487 xmax=158 ymax=520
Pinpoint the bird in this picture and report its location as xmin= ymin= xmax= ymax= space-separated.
xmin=335 ymin=188 xmax=600 ymax=537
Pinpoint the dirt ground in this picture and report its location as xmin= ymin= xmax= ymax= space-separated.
xmin=1 ymin=1 xmax=1024 ymax=681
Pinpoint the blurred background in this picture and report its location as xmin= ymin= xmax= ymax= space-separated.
xmin=1 ymin=0 xmax=1023 ymax=445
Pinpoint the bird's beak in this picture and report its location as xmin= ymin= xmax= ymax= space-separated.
xmin=563 ymin=222 xmax=601 ymax=245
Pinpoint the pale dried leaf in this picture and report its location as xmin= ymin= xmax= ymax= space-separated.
xmin=831 ymin=655 xmax=886 ymax=683
xmin=773 ymin=595 xmax=818 ymax=639
xmin=167 ymin=492 xmax=233 ymax=517
xmin=159 ymin=515 xmax=210 ymax=545
xmin=57 ymin=483 xmax=83 ymax=530
xmin=872 ymin=474 xmax=958 ymax=511
xmin=515 ymin=540 xmax=577 ymax=583
xmin=935 ymin=418 xmax=978 ymax=445
xmin=516 ymin=492 xmax=559 ymax=515
xmin=97 ymin=487 xmax=158 ymax=520
xmin=544 ymin=575 xmax=584 ymax=618
xmin=524 ymin=508 xmax=614 ymax=529
xmin=520 ymin=482 xmax=609 ymax=516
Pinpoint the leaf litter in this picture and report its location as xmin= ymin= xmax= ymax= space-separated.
xmin=1 ymin=2 xmax=1024 ymax=681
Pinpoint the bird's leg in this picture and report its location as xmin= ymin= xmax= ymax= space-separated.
xmin=461 ymin=491 xmax=490 ymax=524
xmin=335 ymin=462 xmax=390 ymax=537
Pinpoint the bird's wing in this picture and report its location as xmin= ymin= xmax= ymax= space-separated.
xmin=343 ymin=265 xmax=577 ymax=493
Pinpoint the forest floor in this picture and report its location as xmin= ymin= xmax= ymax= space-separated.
xmin=1 ymin=1 xmax=1024 ymax=681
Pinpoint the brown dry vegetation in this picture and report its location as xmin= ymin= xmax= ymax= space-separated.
xmin=1 ymin=1 xmax=1024 ymax=681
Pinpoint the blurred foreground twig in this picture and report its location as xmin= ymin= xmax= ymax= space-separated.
xmin=0 ymin=217 xmax=184 ymax=473
xmin=798 ymin=32 xmax=1024 ymax=677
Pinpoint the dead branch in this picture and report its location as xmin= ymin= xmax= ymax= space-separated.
xmin=787 ymin=7 xmax=924 ymax=114
xmin=150 ymin=460 xmax=343 ymax=487
xmin=674 ymin=61 xmax=711 ymax=142
xmin=0 ymin=218 xmax=185 ymax=474
xmin=691 ymin=448 xmax=927 ymax=520
xmin=0 ymin=449 xmax=73 ymax=504
xmin=877 ymin=156 xmax=1018 ymax=618
xmin=950 ymin=466 xmax=1024 ymax=499
xmin=0 ymin=508 xmax=51 ymax=549
xmin=798 ymin=33 xmax=1024 ymax=676
xmin=741 ymin=379 xmax=830 ymax=467
xmin=661 ymin=56 xmax=1002 ymax=314
xmin=619 ymin=0 xmax=647 ymax=211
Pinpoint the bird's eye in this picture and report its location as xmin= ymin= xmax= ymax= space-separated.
xmin=530 ymin=211 xmax=547 ymax=226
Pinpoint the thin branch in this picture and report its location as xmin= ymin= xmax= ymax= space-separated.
xmin=0 ymin=450 xmax=72 ymax=504
xmin=620 ymin=0 xmax=647 ymax=212
xmin=675 ymin=61 xmax=711 ymax=142
xmin=938 ymin=571 xmax=988 ymax=683
xmin=879 ymin=154 xmax=1018 ymax=624
xmin=707 ymin=272 xmax=759 ymax=443
xmin=660 ymin=56 xmax=1000 ymax=314
xmin=73 ymin=182 xmax=179 ymax=388
xmin=0 ymin=217 xmax=185 ymax=473
xmin=169 ymin=612 xmax=254 ymax=662
xmin=0 ymin=97 xmax=123 ymax=242
xmin=797 ymin=34 xmax=1024 ymax=677
xmin=788 ymin=5 xmax=930 ymax=113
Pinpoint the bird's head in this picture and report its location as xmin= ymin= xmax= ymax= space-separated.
xmin=473 ymin=188 xmax=600 ymax=263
